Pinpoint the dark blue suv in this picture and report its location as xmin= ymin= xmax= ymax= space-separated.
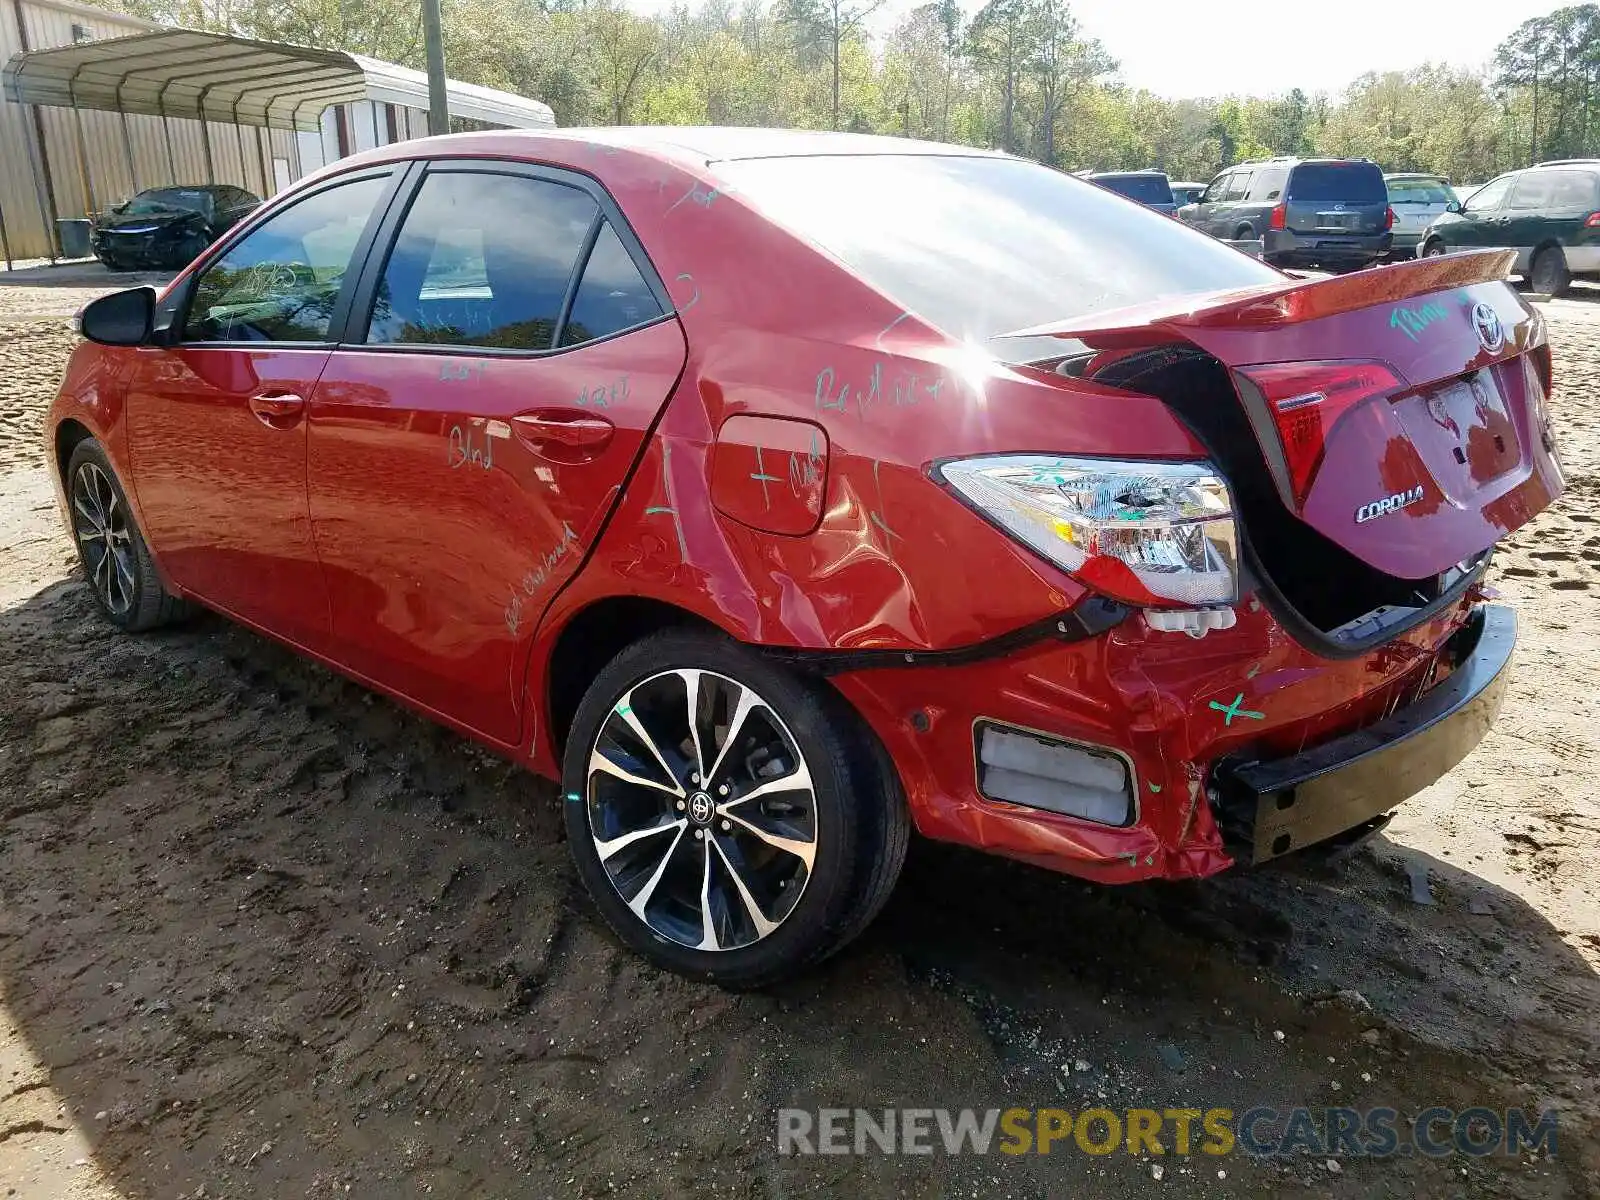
xmin=1178 ymin=157 xmax=1393 ymax=270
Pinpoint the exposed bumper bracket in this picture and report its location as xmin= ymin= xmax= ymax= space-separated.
xmin=1212 ymin=605 xmax=1516 ymax=865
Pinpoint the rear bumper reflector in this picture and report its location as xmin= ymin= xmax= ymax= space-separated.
xmin=975 ymin=721 xmax=1135 ymax=827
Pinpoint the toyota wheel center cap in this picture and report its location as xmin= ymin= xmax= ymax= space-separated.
xmin=687 ymin=791 xmax=714 ymax=826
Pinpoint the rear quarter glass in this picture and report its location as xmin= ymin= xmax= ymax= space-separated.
xmin=1287 ymin=163 xmax=1387 ymax=203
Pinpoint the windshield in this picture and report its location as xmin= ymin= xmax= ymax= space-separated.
xmin=1286 ymin=163 xmax=1386 ymax=203
xmin=1095 ymin=174 xmax=1172 ymax=204
xmin=123 ymin=188 xmax=212 ymax=216
xmin=1387 ymin=178 xmax=1452 ymax=204
xmin=714 ymin=154 xmax=1278 ymax=362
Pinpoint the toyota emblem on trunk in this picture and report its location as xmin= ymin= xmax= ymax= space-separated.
xmin=1472 ymin=302 xmax=1504 ymax=354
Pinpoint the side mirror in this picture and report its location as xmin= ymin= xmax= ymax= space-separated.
xmin=77 ymin=286 xmax=155 ymax=346
xmin=1446 ymin=200 xmax=1463 ymax=214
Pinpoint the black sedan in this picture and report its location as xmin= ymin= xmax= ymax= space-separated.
xmin=91 ymin=185 xmax=261 ymax=271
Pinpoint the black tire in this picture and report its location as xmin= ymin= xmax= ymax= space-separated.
xmin=1233 ymin=225 xmax=1255 ymax=241
xmin=1421 ymin=239 xmax=1447 ymax=258
xmin=65 ymin=439 xmax=192 ymax=632
xmin=1530 ymin=245 xmax=1571 ymax=297
xmin=562 ymin=629 xmax=909 ymax=988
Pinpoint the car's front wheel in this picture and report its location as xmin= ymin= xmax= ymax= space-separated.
xmin=563 ymin=630 xmax=908 ymax=987
xmin=1421 ymin=239 xmax=1447 ymax=258
xmin=65 ymin=439 xmax=192 ymax=631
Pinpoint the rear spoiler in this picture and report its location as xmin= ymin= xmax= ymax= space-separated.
xmin=998 ymin=249 xmax=1517 ymax=348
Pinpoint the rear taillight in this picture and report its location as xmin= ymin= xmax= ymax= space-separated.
xmin=1236 ymin=360 xmax=1403 ymax=505
xmin=936 ymin=456 xmax=1238 ymax=607
xmin=1269 ymin=203 xmax=1287 ymax=231
xmin=1585 ymin=212 xmax=1600 ymax=228
xmin=1384 ymin=206 xmax=1396 ymax=230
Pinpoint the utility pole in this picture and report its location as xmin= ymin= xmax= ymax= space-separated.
xmin=421 ymin=0 xmax=449 ymax=136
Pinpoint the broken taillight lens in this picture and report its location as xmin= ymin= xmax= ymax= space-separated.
xmin=1236 ymin=360 xmax=1403 ymax=506
xmin=935 ymin=456 xmax=1238 ymax=607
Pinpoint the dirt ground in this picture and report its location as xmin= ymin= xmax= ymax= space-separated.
xmin=0 ymin=265 xmax=1596 ymax=1199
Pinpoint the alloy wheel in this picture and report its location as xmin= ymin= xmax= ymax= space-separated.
xmin=71 ymin=462 xmax=136 ymax=616
xmin=584 ymin=669 xmax=818 ymax=952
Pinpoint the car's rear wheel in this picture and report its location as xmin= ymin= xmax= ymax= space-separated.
xmin=1530 ymin=245 xmax=1571 ymax=297
xmin=562 ymin=629 xmax=908 ymax=987
xmin=1233 ymin=224 xmax=1255 ymax=241
xmin=65 ymin=440 xmax=192 ymax=631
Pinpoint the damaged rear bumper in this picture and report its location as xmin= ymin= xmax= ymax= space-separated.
xmin=1211 ymin=605 xmax=1515 ymax=865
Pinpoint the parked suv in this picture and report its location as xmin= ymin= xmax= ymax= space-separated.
xmin=1085 ymin=169 xmax=1176 ymax=214
xmin=1384 ymin=172 xmax=1456 ymax=258
xmin=1419 ymin=160 xmax=1600 ymax=296
xmin=1180 ymin=157 xmax=1393 ymax=270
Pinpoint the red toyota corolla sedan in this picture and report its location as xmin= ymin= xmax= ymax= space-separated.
xmin=51 ymin=128 xmax=1563 ymax=985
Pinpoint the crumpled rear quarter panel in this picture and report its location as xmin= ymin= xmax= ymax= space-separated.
xmin=830 ymin=590 xmax=1479 ymax=883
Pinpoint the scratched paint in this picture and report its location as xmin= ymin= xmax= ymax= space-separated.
xmin=438 ymin=360 xmax=486 ymax=383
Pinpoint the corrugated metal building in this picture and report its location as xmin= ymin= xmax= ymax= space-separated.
xmin=0 ymin=0 xmax=553 ymax=263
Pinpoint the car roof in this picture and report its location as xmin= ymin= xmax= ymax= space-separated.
xmin=1233 ymin=156 xmax=1375 ymax=168
xmin=1384 ymin=172 xmax=1449 ymax=181
xmin=363 ymin=126 xmax=1011 ymax=167
xmin=1088 ymin=169 xmax=1168 ymax=178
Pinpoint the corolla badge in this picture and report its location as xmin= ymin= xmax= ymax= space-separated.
xmin=1472 ymin=302 xmax=1504 ymax=354
xmin=1355 ymin=485 xmax=1425 ymax=524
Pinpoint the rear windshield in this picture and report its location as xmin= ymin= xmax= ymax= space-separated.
xmin=1287 ymin=163 xmax=1386 ymax=203
xmin=1095 ymin=174 xmax=1172 ymax=204
xmin=1387 ymin=178 xmax=1453 ymax=204
xmin=714 ymin=154 xmax=1278 ymax=362
xmin=123 ymin=188 xmax=212 ymax=216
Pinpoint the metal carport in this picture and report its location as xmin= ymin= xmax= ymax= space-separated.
xmin=1 ymin=26 xmax=555 ymax=262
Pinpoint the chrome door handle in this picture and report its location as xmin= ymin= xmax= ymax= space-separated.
xmin=249 ymin=391 xmax=305 ymax=426
xmin=512 ymin=410 xmax=616 ymax=464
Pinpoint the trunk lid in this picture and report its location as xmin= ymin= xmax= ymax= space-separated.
xmin=1003 ymin=251 xmax=1565 ymax=581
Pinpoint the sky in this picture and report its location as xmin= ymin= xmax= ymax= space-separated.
xmin=627 ymin=0 xmax=1562 ymax=100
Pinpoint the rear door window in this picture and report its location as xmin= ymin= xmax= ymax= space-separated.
xmin=1286 ymin=163 xmax=1386 ymax=203
xmin=559 ymin=220 xmax=664 ymax=346
xmin=1220 ymin=172 xmax=1252 ymax=202
xmin=366 ymin=171 xmax=597 ymax=350
xmin=1247 ymin=169 xmax=1288 ymax=202
xmin=1507 ymin=171 xmax=1558 ymax=211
